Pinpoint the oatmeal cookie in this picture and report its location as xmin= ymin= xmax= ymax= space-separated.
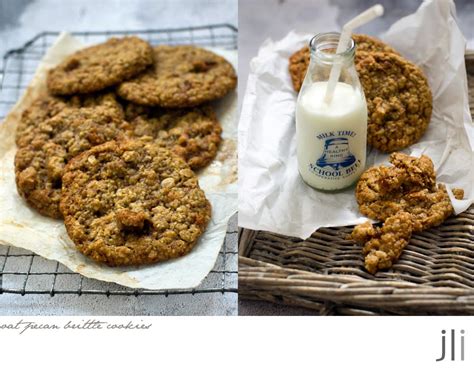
xmin=16 ymin=91 xmax=124 ymax=147
xmin=15 ymin=106 xmax=128 ymax=218
xmin=356 ymin=51 xmax=432 ymax=152
xmin=16 ymin=94 xmax=68 ymax=147
xmin=355 ymin=153 xmax=463 ymax=231
xmin=59 ymin=139 xmax=211 ymax=266
xmin=124 ymin=103 xmax=222 ymax=169
xmin=353 ymin=153 xmax=464 ymax=273
xmin=117 ymin=45 xmax=237 ymax=107
xmin=288 ymin=46 xmax=311 ymax=93
xmin=47 ymin=37 xmax=153 ymax=95
xmin=352 ymin=211 xmax=414 ymax=274
xmin=67 ymin=90 xmax=124 ymax=116
xmin=288 ymin=34 xmax=399 ymax=92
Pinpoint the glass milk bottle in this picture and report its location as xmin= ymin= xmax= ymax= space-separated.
xmin=296 ymin=32 xmax=367 ymax=191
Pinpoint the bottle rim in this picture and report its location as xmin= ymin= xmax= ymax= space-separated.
xmin=309 ymin=32 xmax=355 ymax=63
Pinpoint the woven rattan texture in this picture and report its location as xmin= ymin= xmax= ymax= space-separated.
xmin=0 ymin=25 xmax=238 ymax=297
xmin=239 ymin=52 xmax=474 ymax=315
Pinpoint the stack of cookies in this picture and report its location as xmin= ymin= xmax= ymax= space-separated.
xmin=14 ymin=36 xmax=237 ymax=267
xmin=289 ymin=34 xmax=433 ymax=153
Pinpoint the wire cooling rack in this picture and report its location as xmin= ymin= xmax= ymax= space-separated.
xmin=0 ymin=24 xmax=238 ymax=297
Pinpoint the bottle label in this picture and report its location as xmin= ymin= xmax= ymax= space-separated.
xmin=309 ymin=131 xmax=361 ymax=179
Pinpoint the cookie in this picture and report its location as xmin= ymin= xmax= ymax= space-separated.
xmin=117 ymin=45 xmax=237 ymax=107
xmin=59 ymin=139 xmax=211 ymax=266
xmin=16 ymin=91 xmax=124 ymax=147
xmin=353 ymin=34 xmax=400 ymax=54
xmin=355 ymin=153 xmax=463 ymax=232
xmin=353 ymin=153 xmax=464 ymax=273
xmin=124 ymin=103 xmax=222 ymax=169
xmin=352 ymin=211 xmax=414 ymax=274
xmin=288 ymin=34 xmax=399 ymax=92
xmin=15 ymin=106 xmax=128 ymax=218
xmin=16 ymin=94 xmax=68 ymax=147
xmin=47 ymin=37 xmax=153 ymax=95
xmin=67 ymin=90 xmax=124 ymax=116
xmin=288 ymin=46 xmax=311 ymax=93
xmin=356 ymin=51 xmax=432 ymax=152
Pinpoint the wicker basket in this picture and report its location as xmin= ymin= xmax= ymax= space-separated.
xmin=239 ymin=52 xmax=474 ymax=315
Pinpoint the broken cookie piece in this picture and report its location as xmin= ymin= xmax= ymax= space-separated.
xmin=356 ymin=152 xmax=462 ymax=230
xmin=352 ymin=212 xmax=413 ymax=274
xmin=353 ymin=152 xmax=464 ymax=273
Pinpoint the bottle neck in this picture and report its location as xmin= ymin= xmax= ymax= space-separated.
xmin=309 ymin=32 xmax=355 ymax=67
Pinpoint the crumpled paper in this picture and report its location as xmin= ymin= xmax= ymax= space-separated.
xmin=0 ymin=33 xmax=237 ymax=290
xmin=238 ymin=0 xmax=474 ymax=239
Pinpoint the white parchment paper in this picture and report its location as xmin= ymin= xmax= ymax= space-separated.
xmin=0 ymin=33 xmax=237 ymax=290
xmin=238 ymin=0 xmax=474 ymax=239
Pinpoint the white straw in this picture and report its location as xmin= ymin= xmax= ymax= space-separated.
xmin=323 ymin=4 xmax=384 ymax=104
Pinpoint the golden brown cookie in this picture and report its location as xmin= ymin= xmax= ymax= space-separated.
xmin=355 ymin=152 xmax=463 ymax=232
xmin=288 ymin=34 xmax=400 ymax=92
xmin=124 ymin=103 xmax=222 ymax=170
xmin=352 ymin=211 xmax=414 ymax=274
xmin=353 ymin=153 xmax=464 ymax=273
xmin=16 ymin=94 xmax=68 ymax=147
xmin=15 ymin=106 xmax=128 ymax=218
xmin=47 ymin=37 xmax=153 ymax=95
xmin=16 ymin=91 xmax=124 ymax=147
xmin=117 ymin=45 xmax=237 ymax=107
xmin=60 ymin=139 xmax=211 ymax=267
xmin=288 ymin=46 xmax=311 ymax=93
xmin=356 ymin=51 xmax=432 ymax=152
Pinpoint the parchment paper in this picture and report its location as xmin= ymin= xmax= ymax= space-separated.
xmin=0 ymin=33 xmax=237 ymax=290
xmin=238 ymin=0 xmax=474 ymax=239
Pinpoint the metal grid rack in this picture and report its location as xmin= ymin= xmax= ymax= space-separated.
xmin=0 ymin=24 xmax=238 ymax=297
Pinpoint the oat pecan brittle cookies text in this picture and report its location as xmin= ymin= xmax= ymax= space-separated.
xmin=124 ymin=103 xmax=222 ymax=169
xmin=60 ymin=139 xmax=211 ymax=266
xmin=47 ymin=36 xmax=153 ymax=95
xmin=117 ymin=45 xmax=237 ymax=107
xmin=15 ymin=106 xmax=128 ymax=218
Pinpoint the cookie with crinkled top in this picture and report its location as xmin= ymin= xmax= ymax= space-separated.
xmin=117 ymin=45 xmax=237 ymax=107
xmin=124 ymin=103 xmax=222 ymax=169
xmin=47 ymin=36 xmax=153 ymax=95
xmin=289 ymin=34 xmax=400 ymax=92
xmin=356 ymin=51 xmax=432 ymax=152
xmin=15 ymin=106 xmax=129 ymax=218
xmin=355 ymin=153 xmax=463 ymax=232
xmin=59 ymin=139 xmax=211 ymax=266
xmin=353 ymin=153 xmax=464 ymax=273
xmin=16 ymin=94 xmax=68 ymax=147
xmin=16 ymin=91 xmax=124 ymax=147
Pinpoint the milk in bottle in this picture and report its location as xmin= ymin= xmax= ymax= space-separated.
xmin=296 ymin=32 xmax=367 ymax=191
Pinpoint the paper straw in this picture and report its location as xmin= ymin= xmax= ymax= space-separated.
xmin=323 ymin=4 xmax=384 ymax=104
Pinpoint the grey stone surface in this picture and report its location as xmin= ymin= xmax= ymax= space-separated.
xmin=0 ymin=0 xmax=237 ymax=316
xmin=238 ymin=0 xmax=474 ymax=316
